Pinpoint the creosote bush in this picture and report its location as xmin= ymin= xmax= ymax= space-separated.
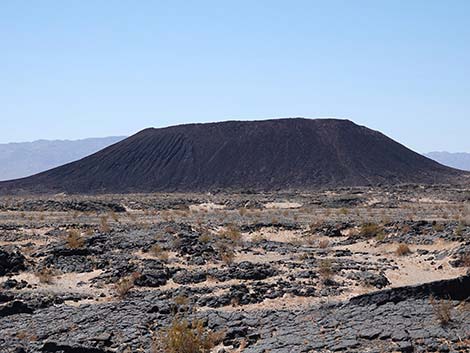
xmin=66 ymin=229 xmax=85 ymax=249
xmin=152 ymin=317 xmax=224 ymax=353
xmin=219 ymin=224 xmax=242 ymax=244
xmin=395 ymin=243 xmax=411 ymax=256
xmin=198 ymin=231 xmax=212 ymax=243
xmin=359 ymin=222 xmax=383 ymax=238
xmin=216 ymin=242 xmax=235 ymax=265
xmin=114 ymin=272 xmax=140 ymax=298
xmin=151 ymin=244 xmax=170 ymax=263
xmin=318 ymin=259 xmax=334 ymax=282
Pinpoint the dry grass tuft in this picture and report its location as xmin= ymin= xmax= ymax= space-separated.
xmin=35 ymin=267 xmax=55 ymax=284
xmin=152 ymin=317 xmax=224 ymax=353
xmin=66 ymin=229 xmax=85 ymax=249
xmin=114 ymin=272 xmax=140 ymax=298
xmin=150 ymin=244 xmax=170 ymax=263
xmin=430 ymin=296 xmax=453 ymax=326
xmin=318 ymin=239 xmax=330 ymax=249
xmin=100 ymin=216 xmax=111 ymax=233
xmin=318 ymin=259 xmax=334 ymax=282
xmin=395 ymin=243 xmax=411 ymax=256
xmin=359 ymin=223 xmax=383 ymax=238
xmin=219 ymin=224 xmax=242 ymax=244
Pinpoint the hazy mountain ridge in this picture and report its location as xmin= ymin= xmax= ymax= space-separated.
xmin=0 ymin=136 xmax=126 ymax=181
xmin=425 ymin=152 xmax=470 ymax=171
xmin=0 ymin=118 xmax=464 ymax=195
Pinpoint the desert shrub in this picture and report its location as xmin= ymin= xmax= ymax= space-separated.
xmin=318 ymin=239 xmax=329 ymax=249
xmin=100 ymin=216 xmax=110 ymax=233
xmin=238 ymin=207 xmax=247 ymax=217
xmin=318 ymin=259 xmax=334 ymax=282
xmin=114 ymin=273 xmax=139 ymax=298
xmin=198 ymin=231 xmax=212 ymax=243
xmin=215 ymin=242 xmax=235 ymax=265
xmin=430 ymin=296 xmax=452 ymax=326
xmin=401 ymin=224 xmax=412 ymax=234
xmin=359 ymin=223 xmax=383 ymax=238
xmin=433 ymin=223 xmax=445 ymax=232
xmin=36 ymin=267 xmax=55 ymax=284
xmin=151 ymin=244 xmax=170 ymax=262
xmin=173 ymin=295 xmax=189 ymax=307
xmin=251 ymin=233 xmax=266 ymax=243
xmin=152 ymin=317 xmax=224 ymax=353
xmin=66 ymin=229 xmax=85 ymax=249
xmin=165 ymin=225 xmax=177 ymax=234
xmin=395 ymin=244 xmax=411 ymax=256
xmin=16 ymin=330 xmax=38 ymax=342
xmin=375 ymin=232 xmax=385 ymax=241
xmin=219 ymin=225 xmax=242 ymax=244
xmin=308 ymin=221 xmax=322 ymax=233
xmin=455 ymin=223 xmax=465 ymax=237
xmin=303 ymin=235 xmax=316 ymax=246
xmin=462 ymin=216 xmax=470 ymax=227
xmin=220 ymin=248 xmax=235 ymax=265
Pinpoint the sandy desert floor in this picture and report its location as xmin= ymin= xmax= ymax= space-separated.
xmin=1 ymin=184 xmax=470 ymax=352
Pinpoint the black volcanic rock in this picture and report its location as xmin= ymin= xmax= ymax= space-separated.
xmin=0 ymin=118 xmax=465 ymax=194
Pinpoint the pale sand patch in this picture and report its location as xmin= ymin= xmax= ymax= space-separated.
xmin=412 ymin=197 xmax=450 ymax=204
xmin=1 ymin=270 xmax=105 ymax=295
xmin=234 ymin=250 xmax=291 ymax=264
xmin=338 ymin=239 xmax=466 ymax=287
xmin=189 ymin=203 xmax=226 ymax=212
xmin=265 ymin=202 xmax=302 ymax=209
xmin=243 ymin=228 xmax=304 ymax=243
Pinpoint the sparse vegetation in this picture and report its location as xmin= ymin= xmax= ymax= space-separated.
xmin=359 ymin=222 xmax=383 ymax=238
xmin=150 ymin=244 xmax=170 ymax=262
xmin=152 ymin=317 xmax=224 ymax=353
xmin=100 ymin=216 xmax=110 ymax=233
xmin=219 ymin=246 xmax=235 ymax=265
xmin=318 ymin=259 xmax=334 ymax=282
xmin=173 ymin=295 xmax=190 ymax=307
xmin=395 ymin=243 xmax=411 ymax=256
xmin=219 ymin=224 xmax=242 ymax=244
xmin=35 ymin=267 xmax=55 ymax=284
xmin=198 ymin=231 xmax=212 ymax=243
xmin=114 ymin=273 xmax=140 ymax=298
xmin=66 ymin=229 xmax=85 ymax=249
xmin=318 ymin=239 xmax=329 ymax=249
xmin=455 ymin=222 xmax=465 ymax=237
xmin=430 ymin=296 xmax=453 ymax=326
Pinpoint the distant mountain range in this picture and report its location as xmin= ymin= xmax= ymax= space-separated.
xmin=0 ymin=118 xmax=465 ymax=195
xmin=424 ymin=152 xmax=470 ymax=171
xmin=0 ymin=137 xmax=125 ymax=181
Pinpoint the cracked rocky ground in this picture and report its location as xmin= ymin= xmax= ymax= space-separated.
xmin=1 ymin=185 xmax=470 ymax=352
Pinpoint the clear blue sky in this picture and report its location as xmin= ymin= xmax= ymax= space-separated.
xmin=1 ymin=1 xmax=469 ymax=152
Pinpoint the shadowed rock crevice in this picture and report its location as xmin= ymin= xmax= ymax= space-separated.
xmin=350 ymin=275 xmax=470 ymax=306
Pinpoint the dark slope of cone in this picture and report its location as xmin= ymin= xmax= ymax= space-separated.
xmin=0 ymin=118 xmax=464 ymax=194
